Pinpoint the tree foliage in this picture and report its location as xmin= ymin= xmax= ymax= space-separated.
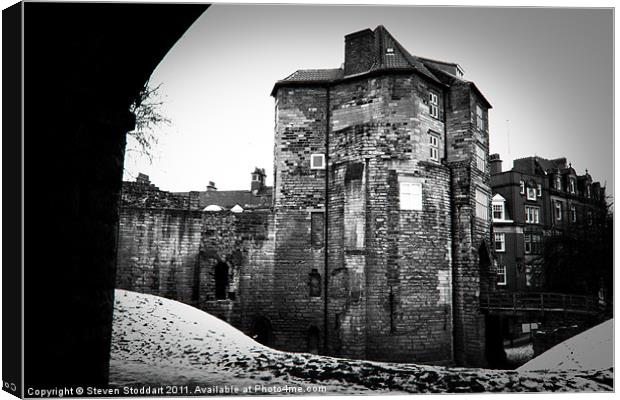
xmin=541 ymin=210 xmax=613 ymax=298
xmin=124 ymin=82 xmax=171 ymax=176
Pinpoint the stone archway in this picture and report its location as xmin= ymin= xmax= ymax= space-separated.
xmin=21 ymin=3 xmax=207 ymax=391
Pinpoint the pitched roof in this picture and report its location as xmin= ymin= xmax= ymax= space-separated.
xmin=282 ymin=69 xmax=344 ymax=83
xmin=272 ymin=25 xmax=443 ymax=95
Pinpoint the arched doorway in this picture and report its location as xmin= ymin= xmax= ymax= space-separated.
xmin=307 ymin=326 xmax=320 ymax=354
xmin=214 ymin=262 xmax=229 ymax=300
xmin=251 ymin=316 xmax=273 ymax=346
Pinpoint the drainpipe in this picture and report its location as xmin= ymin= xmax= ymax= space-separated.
xmin=323 ymin=86 xmax=330 ymax=354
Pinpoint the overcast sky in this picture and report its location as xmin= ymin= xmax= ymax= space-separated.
xmin=123 ymin=5 xmax=613 ymax=196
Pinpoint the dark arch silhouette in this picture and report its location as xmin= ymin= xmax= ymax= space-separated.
xmin=19 ymin=3 xmax=206 ymax=391
xmin=251 ymin=316 xmax=273 ymax=346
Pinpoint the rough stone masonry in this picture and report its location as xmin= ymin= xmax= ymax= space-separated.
xmin=116 ymin=25 xmax=495 ymax=367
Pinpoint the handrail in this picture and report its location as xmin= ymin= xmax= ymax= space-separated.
xmin=480 ymin=291 xmax=598 ymax=314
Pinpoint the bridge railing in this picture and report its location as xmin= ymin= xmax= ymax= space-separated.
xmin=480 ymin=291 xmax=598 ymax=314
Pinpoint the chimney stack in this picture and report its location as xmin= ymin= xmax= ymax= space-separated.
xmin=251 ymin=167 xmax=266 ymax=195
xmin=344 ymin=28 xmax=375 ymax=76
xmin=489 ymin=153 xmax=502 ymax=175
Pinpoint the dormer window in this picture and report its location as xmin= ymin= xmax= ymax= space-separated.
xmin=586 ymin=184 xmax=591 ymax=198
xmin=386 ymin=47 xmax=394 ymax=55
xmin=569 ymin=178 xmax=576 ymax=194
xmin=537 ymin=183 xmax=542 ymax=197
xmin=429 ymin=91 xmax=439 ymax=118
xmin=310 ymin=153 xmax=325 ymax=170
xmin=492 ymin=194 xmax=508 ymax=221
xmin=555 ymin=175 xmax=562 ymax=191
xmin=519 ymin=180 xmax=525 ymax=194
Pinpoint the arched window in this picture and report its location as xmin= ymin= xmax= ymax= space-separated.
xmin=214 ymin=262 xmax=228 ymax=300
xmin=309 ymin=269 xmax=321 ymax=297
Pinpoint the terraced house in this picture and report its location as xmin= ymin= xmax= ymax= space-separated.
xmin=116 ymin=26 xmax=497 ymax=367
xmin=490 ymin=155 xmax=608 ymax=292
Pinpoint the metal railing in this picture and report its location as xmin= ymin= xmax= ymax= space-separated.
xmin=480 ymin=291 xmax=598 ymax=315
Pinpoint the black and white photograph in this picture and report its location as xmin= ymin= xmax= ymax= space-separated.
xmin=2 ymin=1 xmax=615 ymax=397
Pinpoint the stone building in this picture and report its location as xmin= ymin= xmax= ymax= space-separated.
xmin=116 ymin=25 xmax=495 ymax=367
xmin=490 ymin=155 xmax=608 ymax=291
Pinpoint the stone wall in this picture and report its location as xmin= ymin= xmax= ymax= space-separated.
xmin=445 ymin=81 xmax=493 ymax=367
xmin=116 ymin=207 xmax=203 ymax=305
xmin=323 ymin=75 xmax=454 ymax=363
xmin=271 ymin=86 xmax=328 ymax=353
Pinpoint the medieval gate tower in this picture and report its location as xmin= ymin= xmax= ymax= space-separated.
xmin=270 ymin=26 xmax=493 ymax=366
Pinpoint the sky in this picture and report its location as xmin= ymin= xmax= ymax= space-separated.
xmin=123 ymin=5 xmax=613 ymax=196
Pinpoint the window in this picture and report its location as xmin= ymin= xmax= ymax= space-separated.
xmin=525 ymin=206 xmax=540 ymax=224
xmin=475 ymin=145 xmax=486 ymax=172
xmin=524 ymin=233 xmax=542 ymax=254
xmin=214 ymin=262 xmax=229 ymax=300
xmin=527 ymin=186 xmax=537 ymax=201
xmin=537 ymin=183 xmax=542 ymax=197
xmin=429 ymin=91 xmax=439 ymax=118
xmin=399 ymin=181 xmax=423 ymax=210
xmin=569 ymin=178 xmax=576 ymax=194
xmin=519 ymin=180 xmax=525 ymax=194
xmin=497 ymin=265 xmax=507 ymax=286
xmin=586 ymin=184 xmax=591 ymax=198
xmin=493 ymin=204 xmax=504 ymax=220
xmin=555 ymin=201 xmax=563 ymax=221
xmin=571 ymin=205 xmax=577 ymax=223
xmin=525 ymin=265 xmax=532 ymax=287
xmin=475 ymin=188 xmax=489 ymax=220
xmin=494 ymin=233 xmax=505 ymax=252
xmin=310 ymin=153 xmax=325 ymax=170
xmin=476 ymin=104 xmax=485 ymax=130
xmin=311 ymin=212 xmax=325 ymax=247
xmin=587 ymin=211 xmax=593 ymax=226
xmin=429 ymin=133 xmax=439 ymax=161
xmin=555 ymin=175 xmax=562 ymax=191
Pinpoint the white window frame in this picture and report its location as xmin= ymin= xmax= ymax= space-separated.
xmin=497 ymin=265 xmax=507 ymax=286
xmin=429 ymin=91 xmax=439 ymax=118
xmin=571 ymin=205 xmax=577 ymax=223
xmin=526 ymin=186 xmax=537 ymax=201
xmin=525 ymin=206 xmax=540 ymax=224
xmin=569 ymin=178 xmax=576 ymax=194
xmin=429 ymin=133 xmax=439 ymax=162
xmin=586 ymin=184 xmax=591 ymax=198
xmin=310 ymin=153 xmax=326 ymax=170
xmin=587 ymin=211 xmax=593 ymax=226
xmin=525 ymin=265 xmax=532 ymax=287
xmin=475 ymin=188 xmax=489 ymax=221
xmin=475 ymin=145 xmax=486 ymax=172
xmin=556 ymin=175 xmax=562 ymax=191
xmin=492 ymin=203 xmax=504 ymax=221
xmin=476 ymin=104 xmax=485 ymax=130
xmin=537 ymin=183 xmax=542 ymax=197
xmin=519 ymin=180 xmax=525 ymax=195
xmin=494 ymin=232 xmax=505 ymax=252
xmin=399 ymin=180 xmax=423 ymax=211
xmin=555 ymin=201 xmax=563 ymax=221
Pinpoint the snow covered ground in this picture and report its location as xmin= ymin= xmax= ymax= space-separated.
xmin=109 ymin=290 xmax=613 ymax=394
xmin=518 ymin=319 xmax=613 ymax=372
